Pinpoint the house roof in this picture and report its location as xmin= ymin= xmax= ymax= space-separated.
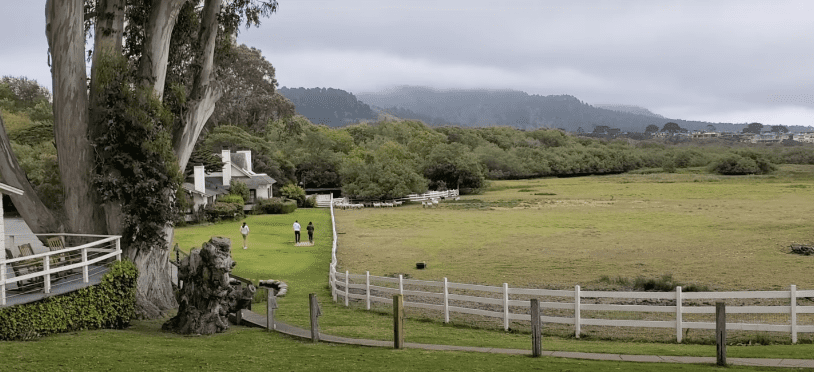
xmin=181 ymin=182 xmax=224 ymax=198
xmin=0 ymin=182 xmax=24 ymax=195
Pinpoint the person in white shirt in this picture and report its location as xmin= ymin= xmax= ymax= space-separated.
xmin=240 ymin=222 xmax=250 ymax=249
xmin=293 ymin=220 xmax=301 ymax=243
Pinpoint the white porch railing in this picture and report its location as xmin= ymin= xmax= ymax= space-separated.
xmin=1 ymin=234 xmax=122 ymax=306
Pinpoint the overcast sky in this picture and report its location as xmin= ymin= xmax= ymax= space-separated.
xmin=3 ymin=1 xmax=813 ymax=127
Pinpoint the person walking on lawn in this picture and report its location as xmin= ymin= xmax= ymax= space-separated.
xmin=307 ymin=222 xmax=315 ymax=244
xmin=240 ymin=222 xmax=250 ymax=249
xmin=293 ymin=220 xmax=301 ymax=243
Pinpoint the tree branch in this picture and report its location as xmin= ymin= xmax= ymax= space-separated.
xmin=137 ymin=0 xmax=187 ymax=99
xmin=0 ymin=114 xmax=63 ymax=234
xmin=174 ymin=0 xmax=223 ymax=170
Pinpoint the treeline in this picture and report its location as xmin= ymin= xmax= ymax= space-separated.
xmin=198 ymin=116 xmax=814 ymax=200
xmin=278 ymin=87 xmax=378 ymax=127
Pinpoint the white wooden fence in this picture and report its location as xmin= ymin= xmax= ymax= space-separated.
xmin=316 ymin=190 xmax=460 ymax=208
xmin=1 ymin=233 xmax=122 ymax=306
xmin=326 ymin=198 xmax=814 ymax=343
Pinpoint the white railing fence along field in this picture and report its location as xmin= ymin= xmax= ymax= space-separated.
xmin=327 ymin=196 xmax=814 ymax=343
xmin=1 ymin=234 xmax=122 ymax=306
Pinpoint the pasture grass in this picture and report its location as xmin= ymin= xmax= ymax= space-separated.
xmin=335 ymin=165 xmax=814 ymax=291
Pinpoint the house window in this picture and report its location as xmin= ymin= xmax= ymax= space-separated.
xmin=249 ymin=189 xmax=256 ymax=204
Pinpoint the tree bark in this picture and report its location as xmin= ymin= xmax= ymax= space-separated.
xmin=46 ymin=0 xmax=106 ymax=235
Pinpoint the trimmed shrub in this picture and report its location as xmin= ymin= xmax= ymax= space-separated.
xmin=0 ymin=260 xmax=137 ymax=340
xmin=279 ymin=183 xmax=307 ymax=207
xmin=229 ymin=179 xmax=250 ymax=201
xmin=253 ymin=197 xmax=297 ymax=214
xmin=205 ymin=201 xmax=243 ymax=221
xmin=219 ymin=194 xmax=244 ymax=205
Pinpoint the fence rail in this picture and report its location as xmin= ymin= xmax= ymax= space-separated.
xmin=326 ymin=196 xmax=814 ymax=343
xmin=1 ymin=234 xmax=122 ymax=306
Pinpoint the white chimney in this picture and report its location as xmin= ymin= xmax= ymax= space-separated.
xmin=221 ymin=149 xmax=232 ymax=186
xmin=193 ymin=165 xmax=205 ymax=194
xmin=236 ymin=150 xmax=252 ymax=173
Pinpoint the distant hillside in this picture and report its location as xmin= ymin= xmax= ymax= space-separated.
xmin=593 ymin=104 xmax=666 ymax=119
xmin=357 ymin=86 xmax=745 ymax=133
xmin=278 ymin=87 xmax=377 ymax=127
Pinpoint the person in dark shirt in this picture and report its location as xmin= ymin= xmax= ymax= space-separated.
xmin=306 ymin=222 xmax=315 ymax=244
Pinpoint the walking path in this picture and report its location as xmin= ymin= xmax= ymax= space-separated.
xmin=236 ymin=309 xmax=814 ymax=368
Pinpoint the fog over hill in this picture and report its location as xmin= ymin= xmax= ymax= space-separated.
xmin=357 ymin=86 xmax=750 ymax=133
xmin=278 ymin=85 xmax=809 ymax=133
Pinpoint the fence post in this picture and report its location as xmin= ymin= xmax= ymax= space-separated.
xmin=235 ymin=308 xmax=242 ymax=326
xmin=676 ymin=286 xmax=683 ymax=343
xmin=345 ymin=270 xmax=350 ymax=307
xmin=443 ymin=277 xmax=449 ymax=323
xmin=531 ymin=299 xmax=542 ymax=357
xmin=365 ymin=271 xmax=371 ymax=310
xmin=82 ymin=248 xmax=89 ymax=283
xmin=791 ymin=284 xmax=797 ymax=344
xmin=43 ymin=257 xmax=50 ymax=294
xmin=398 ymin=274 xmax=404 ymax=296
xmin=1 ymin=264 xmax=5 ymax=306
xmin=115 ymin=238 xmax=121 ymax=261
xmin=716 ymin=301 xmax=726 ymax=367
xmin=503 ymin=283 xmax=510 ymax=331
xmin=267 ymin=289 xmax=277 ymax=330
xmin=331 ymin=267 xmax=337 ymax=302
xmin=393 ymin=294 xmax=404 ymax=349
xmin=574 ymin=285 xmax=581 ymax=338
xmin=310 ymin=293 xmax=321 ymax=342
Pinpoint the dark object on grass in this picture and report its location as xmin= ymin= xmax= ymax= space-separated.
xmin=791 ymin=244 xmax=814 ymax=256
xmin=416 ymin=262 xmax=426 ymax=269
xmin=163 ymin=236 xmax=255 ymax=335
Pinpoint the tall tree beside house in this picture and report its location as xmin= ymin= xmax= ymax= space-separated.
xmin=0 ymin=0 xmax=278 ymax=319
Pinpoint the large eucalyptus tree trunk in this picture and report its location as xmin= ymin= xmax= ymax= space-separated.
xmin=0 ymin=0 xmax=227 ymax=319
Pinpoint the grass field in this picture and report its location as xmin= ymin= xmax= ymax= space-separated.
xmin=335 ymin=165 xmax=814 ymax=291
xmin=5 ymin=178 xmax=813 ymax=370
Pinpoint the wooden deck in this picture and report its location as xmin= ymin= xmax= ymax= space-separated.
xmin=2 ymin=265 xmax=109 ymax=307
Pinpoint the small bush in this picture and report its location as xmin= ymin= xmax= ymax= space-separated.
xmin=280 ymin=183 xmax=307 ymax=207
xmin=219 ymin=194 xmax=244 ymax=205
xmin=205 ymin=201 xmax=243 ymax=221
xmin=229 ymin=179 xmax=250 ymax=201
xmin=710 ymin=150 xmax=776 ymax=175
xmin=253 ymin=197 xmax=297 ymax=214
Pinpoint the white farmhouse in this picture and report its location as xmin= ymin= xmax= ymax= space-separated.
xmin=182 ymin=150 xmax=276 ymax=217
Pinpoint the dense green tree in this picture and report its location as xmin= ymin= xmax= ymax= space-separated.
xmin=644 ymin=124 xmax=660 ymax=134
xmin=742 ymin=122 xmax=764 ymax=134
xmin=661 ymin=122 xmax=684 ymax=133
xmin=340 ymin=141 xmax=427 ymax=200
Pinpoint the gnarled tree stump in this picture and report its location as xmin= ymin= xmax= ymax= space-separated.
xmin=163 ymin=236 xmax=255 ymax=334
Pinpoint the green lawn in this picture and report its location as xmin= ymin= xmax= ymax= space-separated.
xmin=1 ymin=319 xmax=791 ymax=372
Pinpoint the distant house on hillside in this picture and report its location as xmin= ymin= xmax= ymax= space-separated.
xmin=794 ymin=132 xmax=814 ymax=143
xmin=182 ymin=150 xmax=276 ymax=219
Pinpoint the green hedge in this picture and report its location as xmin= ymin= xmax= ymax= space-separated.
xmin=253 ymin=197 xmax=297 ymax=214
xmin=205 ymin=201 xmax=244 ymax=221
xmin=0 ymin=260 xmax=137 ymax=340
